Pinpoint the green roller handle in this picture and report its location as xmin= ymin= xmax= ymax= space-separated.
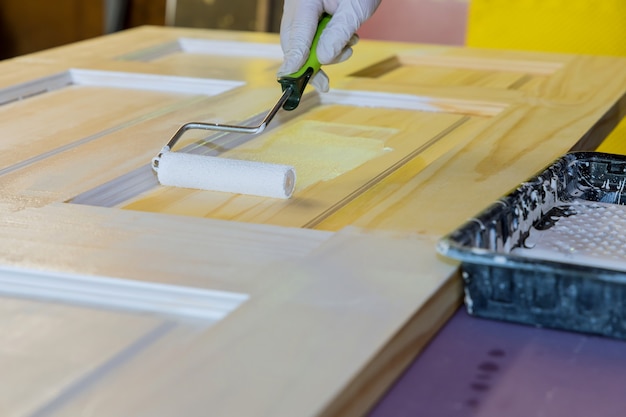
xmin=278 ymin=13 xmax=332 ymax=111
xmin=286 ymin=13 xmax=331 ymax=78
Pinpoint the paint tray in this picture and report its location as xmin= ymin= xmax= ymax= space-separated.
xmin=437 ymin=152 xmax=626 ymax=339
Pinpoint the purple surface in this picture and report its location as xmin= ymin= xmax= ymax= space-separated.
xmin=369 ymin=308 xmax=626 ymax=417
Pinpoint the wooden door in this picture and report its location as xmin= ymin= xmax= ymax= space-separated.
xmin=0 ymin=26 xmax=624 ymax=416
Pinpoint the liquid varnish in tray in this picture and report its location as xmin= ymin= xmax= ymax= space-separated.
xmin=437 ymin=152 xmax=626 ymax=339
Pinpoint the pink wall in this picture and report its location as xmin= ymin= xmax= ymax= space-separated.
xmin=357 ymin=0 xmax=468 ymax=46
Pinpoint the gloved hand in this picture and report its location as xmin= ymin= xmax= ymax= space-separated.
xmin=278 ymin=0 xmax=381 ymax=92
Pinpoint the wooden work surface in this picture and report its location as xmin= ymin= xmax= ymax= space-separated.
xmin=0 ymin=26 xmax=625 ymax=417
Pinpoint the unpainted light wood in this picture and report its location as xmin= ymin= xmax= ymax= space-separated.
xmin=0 ymin=86 xmax=189 ymax=171
xmin=122 ymin=105 xmax=468 ymax=228
xmin=0 ymin=296 xmax=165 ymax=417
xmin=30 ymin=231 xmax=460 ymax=417
xmin=0 ymin=202 xmax=331 ymax=295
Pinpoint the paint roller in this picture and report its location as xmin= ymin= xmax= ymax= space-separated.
xmin=151 ymin=14 xmax=332 ymax=199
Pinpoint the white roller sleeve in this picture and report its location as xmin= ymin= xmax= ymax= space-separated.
xmin=154 ymin=151 xmax=296 ymax=199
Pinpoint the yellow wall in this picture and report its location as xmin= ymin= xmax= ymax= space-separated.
xmin=467 ymin=0 xmax=626 ymax=56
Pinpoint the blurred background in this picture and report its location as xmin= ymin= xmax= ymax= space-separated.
xmin=0 ymin=0 xmax=468 ymax=60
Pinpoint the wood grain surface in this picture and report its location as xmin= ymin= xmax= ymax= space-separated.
xmin=0 ymin=26 xmax=624 ymax=417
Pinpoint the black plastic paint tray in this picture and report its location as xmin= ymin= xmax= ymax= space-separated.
xmin=437 ymin=152 xmax=626 ymax=339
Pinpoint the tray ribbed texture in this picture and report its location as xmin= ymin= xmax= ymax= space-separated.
xmin=438 ymin=152 xmax=626 ymax=339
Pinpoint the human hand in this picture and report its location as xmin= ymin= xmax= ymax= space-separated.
xmin=278 ymin=0 xmax=381 ymax=92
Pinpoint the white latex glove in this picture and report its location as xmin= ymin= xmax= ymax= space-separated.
xmin=278 ymin=0 xmax=381 ymax=92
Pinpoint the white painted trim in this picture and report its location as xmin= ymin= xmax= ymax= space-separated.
xmin=0 ymin=265 xmax=248 ymax=320
xmin=0 ymin=70 xmax=243 ymax=106
xmin=117 ymin=38 xmax=283 ymax=62
xmin=178 ymin=38 xmax=283 ymax=59
xmin=322 ymin=89 xmax=506 ymax=116
xmin=68 ymin=68 xmax=244 ymax=96
xmin=322 ymin=89 xmax=440 ymax=111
